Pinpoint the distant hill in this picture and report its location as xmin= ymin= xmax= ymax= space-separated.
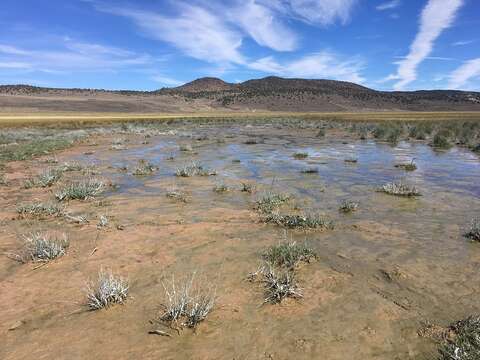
xmin=170 ymin=77 xmax=235 ymax=93
xmin=1 ymin=76 xmax=479 ymax=113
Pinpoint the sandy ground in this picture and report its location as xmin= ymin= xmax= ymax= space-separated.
xmin=1 ymin=123 xmax=480 ymax=359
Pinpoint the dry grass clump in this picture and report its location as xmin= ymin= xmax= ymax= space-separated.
xmin=248 ymin=264 xmax=302 ymax=304
xmin=17 ymin=201 xmax=65 ymax=218
xmin=255 ymin=192 xmax=291 ymax=214
xmin=438 ymin=315 xmax=480 ymax=360
xmin=14 ymin=232 xmax=69 ymax=263
xmin=293 ymin=152 xmax=308 ymax=160
xmin=263 ymin=212 xmax=334 ymax=230
xmin=379 ymin=181 xmax=421 ymax=197
xmin=97 ymin=214 xmax=109 ymax=228
xmin=175 ymin=163 xmax=217 ymax=177
xmin=339 ymin=200 xmax=359 ymax=213
xmin=85 ymin=269 xmax=129 ymax=310
xmin=158 ymin=273 xmax=216 ymax=329
xmin=465 ymin=218 xmax=480 ymax=242
xmin=55 ymin=178 xmax=106 ymax=201
xmin=132 ymin=159 xmax=157 ymax=176
xmin=263 ymin=241 xmax=316 ymax=269
xmin=262 ymin=266 xmax=302 ymax=304
xmin=25 ymin=168 xmax=63 ymax=188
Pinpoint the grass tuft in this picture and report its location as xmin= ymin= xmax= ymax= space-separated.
xmin=55 ymin=178 xmax=105 ymax=201
xmin=293 ymin=152 xmax=308 ymax=160
xmin=394 ymin=160 xmax=417 ymax=171
xmin=19 ymin=232 xmax=68 ymax=262
xmin=158 ymin=272 xmax=215 ymax=329
xmin=166 ymin=188 xmax=188 ymax=202
xmin=339 ymin=200 xmax=359 ymax=213
xmin=213 ymin=183 xmax=229 ymax=193
xmin=17 ymin=201 xmax=65 ymax=218
xmin=300 ymin=167 xmax=319 ymax=174
xmin=25 ymin=168 xmax=63 ymax=188
xmin=465 ymin=218 xmax=480 ymax=242
xmin=263 ymin=212 xmax=334 ymax=230
xmin=132 ymin=159 xmax=157 ymax=176
xmin=249 ymin=265 xmax=302 ymax=304
xmin=240 ymin=182 xmax=256 ymax=193
xmin=263 ymin=241 xmax=316 ymax=269
xmin=379 ymin=182 xmax=421 ymax=197
xmin=255 ymin=192 xmax=291 ymax=214
xmin=85 ymin=269 xmax=129 ymax=310
xmin=175 ymin=163 xmax=216 ymax=177
xmin=439 ymin=315 xmax=480 ymax=360
xmin=97 ymin=214 xmax=109 ymax=228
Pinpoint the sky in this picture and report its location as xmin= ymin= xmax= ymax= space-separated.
xmin=0 ymin=0 xmax=479 ymax=91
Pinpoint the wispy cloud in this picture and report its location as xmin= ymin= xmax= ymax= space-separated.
xmin=232 ymin=0 xmax=298 ymax=51
xmin=448 ymin=58 xmax=480 ymax=89
xmin=0 ymin=40 xmax=152 ymax=73
xmin=386 ymin=0 xmax=464 ymax=90
xmin=0 ymin=61 xmax=31 ymax=69
xmin=265 ymin=0 xmax=358 ymax=26
xmin=376 ymin=0 xmax=401 ymax=11
xmin=97 ymin=3 xmax=245 ymax=65
xmin=452 ymin=39 xmax=475 ymax=46
xmin=151 ymin=75 xmax=184 ymax=87
xmin=249 ymin=51 xmax=365 ymax=83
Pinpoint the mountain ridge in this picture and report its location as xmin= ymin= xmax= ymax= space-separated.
xmin=1 ymin=76 xmax=479 ymax=113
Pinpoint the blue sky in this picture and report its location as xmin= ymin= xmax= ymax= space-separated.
xmin=0 ymin=0 xmax=479 ymax=91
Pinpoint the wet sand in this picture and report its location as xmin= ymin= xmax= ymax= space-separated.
xmin=1 ymin=123 xmax=479 ymax=359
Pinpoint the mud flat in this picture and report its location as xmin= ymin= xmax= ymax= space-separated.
xmin=1 ymin=118 xmax=479 ymax=359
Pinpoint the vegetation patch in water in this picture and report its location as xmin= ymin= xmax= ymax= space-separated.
xmin=438 ymin=315 xmax=480 ymax=360
xmin=379 ymin=182 xmax=421 ymax=197
xmin=255 ymin=192 xmax=291 ymax=214
xmin=339 ymin=200 xmax=359 ymax=213
xmin=263 ymin=212 xmax=334 ymax=230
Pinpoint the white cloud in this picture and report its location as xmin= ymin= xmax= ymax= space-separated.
xmin=151 ymin=75 xmax=184 ymax=86
xmin=452 ymin=39 xmax=475 ymax=46
xmin=100 ymin=4 xmax=245 ymax=65
xmin=249 ymin=52 xmax=365 ymax=83
xmin=0 ymin=41 xmax=151 ymax=73
xmin=280 ymin=0 xmax=358 ymax=26
xmin=233 ymin=0 xmax=298 ymax=51
xmin=448 ymin=58 xmax=480 ymax=89
xmin=0 ymin=61 xmax=31 ymax=69
xmin=376 ymin=0 xmax=401 ymax=11
xmin=387 ymin=0 xmax=464 ymax=90
xmin=0 ymin=44 xmax=31 ymax=56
